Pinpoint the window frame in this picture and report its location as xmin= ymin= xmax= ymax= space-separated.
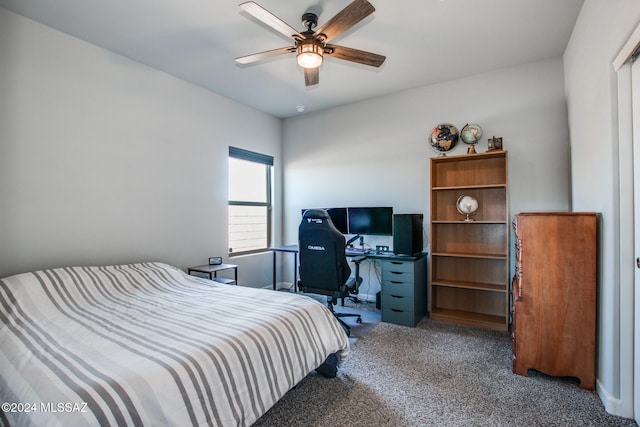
xmin=228 ymin=146 xmax=273 ymax=256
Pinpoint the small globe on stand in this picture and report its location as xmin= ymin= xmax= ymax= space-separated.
xmin=456 ymin=195 xmax=479 ymax=221
xmin=430 ymin=123 xmax=459 ymax=156
xmin=460 ymin=124 xmax=483 ymax=154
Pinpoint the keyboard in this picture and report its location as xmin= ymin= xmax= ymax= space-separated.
xmin=346 ymin=247 xmax=368 ymax=256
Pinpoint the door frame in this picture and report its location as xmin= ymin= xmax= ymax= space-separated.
xmin=613 ymin=25 xmax=640 ymax=424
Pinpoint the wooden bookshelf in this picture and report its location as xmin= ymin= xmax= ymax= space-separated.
xmin=430 ymin=151 xmax=509 ymax=331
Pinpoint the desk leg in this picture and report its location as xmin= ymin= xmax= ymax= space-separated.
xmin=293 ymin=253 xmax=298 ymax=293
xmin=272 ymin=251 xmax=277 ymax=290
xmin=234 ymin=267 xmax=238 ymax=286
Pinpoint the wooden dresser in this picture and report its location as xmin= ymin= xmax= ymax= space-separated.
xmin=511 ymin=212 xmax=597 ymax=390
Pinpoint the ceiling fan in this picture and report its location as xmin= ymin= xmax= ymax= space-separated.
xmin=235 ymin=0 xmax=386 ymax=86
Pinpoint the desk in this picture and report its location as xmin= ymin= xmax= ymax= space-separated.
xmin=270 ymin=245 xmax=428 ymax=326
xmin=269 ymin=245 xmax=426 ymax=292
xmin=269 ymin=245 xmax=299 ymax=291
xmin=188 ymin=263 xmax=238 ymax=285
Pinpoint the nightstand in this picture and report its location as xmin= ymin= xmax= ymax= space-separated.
xmin=188 ymin=263 xmax=238 ymax=285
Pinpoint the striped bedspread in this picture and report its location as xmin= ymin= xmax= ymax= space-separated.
xmin=0 ymin=262 xmax=349 ymax=426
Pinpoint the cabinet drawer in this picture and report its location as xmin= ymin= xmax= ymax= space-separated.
xmin=382 ymin=269 xmax=414 ymax=283
xmin=381 ymin=280 xmax=414 ymax=297
xmin=382 ymin=260 xmax=414 ymax=273
xmin=382 ymin=308 xmax=415 ymax=327
xmin=382 ymin=293 xmax=413 ymax=311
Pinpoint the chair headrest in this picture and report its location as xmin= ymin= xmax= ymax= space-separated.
xmin=302 ymin=209 xmax=330 ymax=220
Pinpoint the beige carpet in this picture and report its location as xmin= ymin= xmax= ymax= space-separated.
xmin=254 ymin=318 xmax=637 ymax=426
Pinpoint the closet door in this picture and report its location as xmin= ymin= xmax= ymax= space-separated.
xmin=631 ymin=54 xmax=640 ymax=426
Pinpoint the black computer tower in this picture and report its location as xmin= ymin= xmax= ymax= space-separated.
xmin=393 ymin=214 xmax=423 ymax=255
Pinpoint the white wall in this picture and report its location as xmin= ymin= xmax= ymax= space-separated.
xmin=281 ymin=57 xmax=571 ymax=297
xmin=0 ymin=8 xmax=282 ymax=285
xmin=564 ymin=0 xmax=640 ymax=418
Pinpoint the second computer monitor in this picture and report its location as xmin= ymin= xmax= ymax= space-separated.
xmin=347 ymin=207 xmax=393 ymax=236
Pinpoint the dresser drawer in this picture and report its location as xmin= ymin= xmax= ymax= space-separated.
xmin=382 ymin=269 xmax=414 ymax=284
xmin=382 ymin=293 xmax=413 ymax=311
xmin=382 ymin=308 xmax=416 ymax=327
xmin=382 ymin=260 xmax=414 ymax=273
xmin=381 ymin=280 xmax=414 ymax=297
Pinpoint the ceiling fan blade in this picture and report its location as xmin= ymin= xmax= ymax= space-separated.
xmin=314 ymin=0 xmax=375 ymax=43
xmin=326 ymin=44 xmax=385 ymax=67
xmin=239 ymin=2 xmax=303 ymax=40
xmin=304 ymin=67 xmax=319 ymax=86
xmin=235 ymin=47 xmax=295 ymax=64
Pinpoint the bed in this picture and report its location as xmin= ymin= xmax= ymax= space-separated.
xmin=0 ymin=262 xmax=349 ymax=426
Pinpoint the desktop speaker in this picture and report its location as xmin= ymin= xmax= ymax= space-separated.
xmin=393 ymin=214 xmax=423 ymax=256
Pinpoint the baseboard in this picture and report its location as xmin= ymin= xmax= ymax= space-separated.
xmin=352 ymin=292 xmax=376 ymax=303
xmin=260 ymin=282 xmax=293 ymax=291
xmin=596 ymin=378 xmax=635 ymax=419
xmin=269 ymin=281 xmax=294 ymax=291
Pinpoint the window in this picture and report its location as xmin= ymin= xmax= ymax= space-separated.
xmin=228 ymin=147 xmax=273 ymax=255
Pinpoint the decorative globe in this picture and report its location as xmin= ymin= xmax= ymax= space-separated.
xmin=456 ymin=195 xmax=479 ymax=221
xmin=460 ymin=123 xmax=483 ymax=145
xmin=430 ymin=123 xmax=459 ymax=154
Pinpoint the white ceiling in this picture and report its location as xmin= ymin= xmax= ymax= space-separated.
xmin=0 ymin=0 xmax=584 ymax=118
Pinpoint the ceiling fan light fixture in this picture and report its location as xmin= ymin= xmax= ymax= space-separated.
xmin=296 ymin=39 xmax=324 ymax=68
xmin=237 ymin=1 xmax=385 ymax=86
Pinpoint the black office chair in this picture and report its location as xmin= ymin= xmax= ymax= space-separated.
xmin=298 ymin=209 xmax=362 ymax=335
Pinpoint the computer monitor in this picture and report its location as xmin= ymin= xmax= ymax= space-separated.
xmin=347 ymin=207 xmax=393 ymax=236
xmin=301 ymin=208 xmax=349 ymax=234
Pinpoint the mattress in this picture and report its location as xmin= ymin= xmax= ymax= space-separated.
xmin=0 ymin=262 xmax=349 ymax=426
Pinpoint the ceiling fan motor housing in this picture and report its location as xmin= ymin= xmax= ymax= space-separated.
xmin=301 ymin=12 xmax=318 ymax=31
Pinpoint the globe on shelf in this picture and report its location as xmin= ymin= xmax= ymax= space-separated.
xmin=460 ymin=123 xmax=483 ymax=154
xmin=430 ymin=123 xmax=459 ymax=155
xmin=456 ymin=195 xmax=479 ymax=221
